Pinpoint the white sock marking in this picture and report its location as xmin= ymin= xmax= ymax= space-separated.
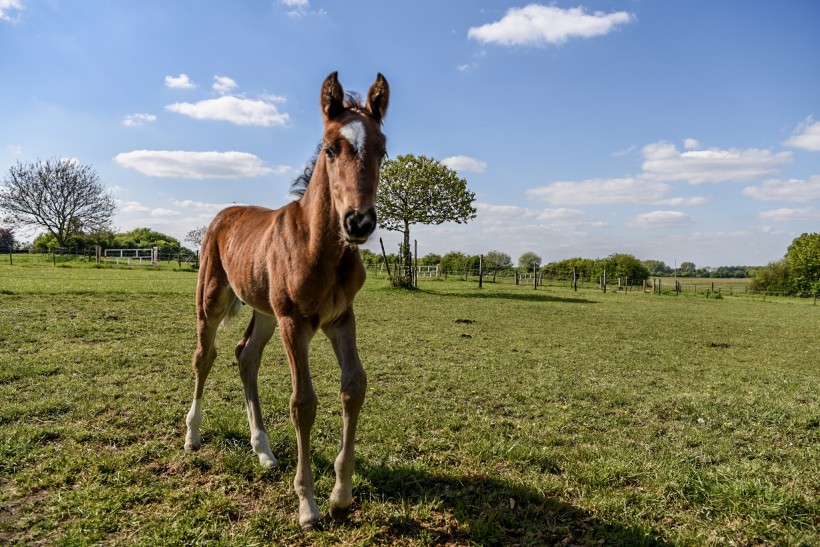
xmin=187 ymin=398 xmax=202 ymax=429
xmin=340 ymin=120 xmax=366 ymax=156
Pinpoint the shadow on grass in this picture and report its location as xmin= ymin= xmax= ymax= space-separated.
xmin=325 ymin=461 xmax=667 ymax=546
xmin=418 ymin=286 xmax=597 ymax=305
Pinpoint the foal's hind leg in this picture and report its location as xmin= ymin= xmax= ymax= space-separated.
xmin=185 ymin=315 xmax=220 ymax=451
xmin=324 ymin=308 xmax=367 ymax=521
xmin=236 ymin=311 xmax=278 ymax=467
xmin=185 ymin=283 xmax=235 ymax=452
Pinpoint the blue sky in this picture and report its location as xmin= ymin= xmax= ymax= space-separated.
xmin=2 ymin=1 xmax=819 ymax=268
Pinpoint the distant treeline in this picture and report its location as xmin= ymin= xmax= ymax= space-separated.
xmin=9 ymin=227 xmax=192 ymax=255
xmin=361 ymin=249 xmax=756 ymax=284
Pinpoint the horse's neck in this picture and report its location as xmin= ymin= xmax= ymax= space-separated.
xmin=297 ymin=159 xmax=344 ymax=261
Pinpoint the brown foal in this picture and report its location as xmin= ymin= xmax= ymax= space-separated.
xmin=184 ymin=72 xmax=389 ymax=529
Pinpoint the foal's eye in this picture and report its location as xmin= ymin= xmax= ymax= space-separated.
xmin=324 ymin=147 xmax=335 ymax=160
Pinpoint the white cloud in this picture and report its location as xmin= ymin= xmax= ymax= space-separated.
xmin=468 ymin=4 xmax=633 ymax=47
xmin=165 ymin=74 xmax=197 ymax=89
xmin=0 ymin=0 xmax=22 ymax=22
xmin=165 ymin=95 xmax=289 ymax=127
xmin=759 ymin=207 xmax=820 ymax=222
xmin=655 ymin=196 xmax=711 ymax=206
xmin=441 ymin=155 xmax=487 ymax=173
xmin=119 ymin=201 xmax=150 ymax=213
xmin=150 ymin=208 xmax=181 ymax=217
xmin=612 ymin=145 xmax=638 ymax=157
xmin=476 ymin=203 xmax=604 ymax=234
xmin=526 ymin=177 xmax=685 ymax=205
xmin=641 ymin=141 xmax=791 ymax=184
xmin=281 ymin=0 xmax=325 ymax=17
xmin=213 ymin=75 xmax=238 ymax=95
xmin=742 ymin=176 xmax=820 ymax=202
xmin=260 ymin=93 xmax=287 ymax=103
xmin=784 ymin=116 xmax=820 ymax=151
xmin=172 ymin=199 xmax=240 ymax=213
xmin=114 ymin=150 xmax=274 ymax=179
xmin=683 ymin=138 xmax=700 ymax=150
xmin=271 ymin=165 xmax=294 ymax=175
xmin=122 ymin=113 xmax=157 ymax=127
xmin=625 ymin=210 xmax=691 ymax=229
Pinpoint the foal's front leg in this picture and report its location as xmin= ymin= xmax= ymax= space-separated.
xmin=324 ymin=307 xmax=367 ymax=521
xmin=278 ymin=316 xmax=320 ymax=530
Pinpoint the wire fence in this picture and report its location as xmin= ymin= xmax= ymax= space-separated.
xmin=363 ymin=263 xmax=815 ymax=303
xmin=1 ymin=247 xmax=814 ymax=303
xmin=0 ymin=246 xmax=199 ymax=267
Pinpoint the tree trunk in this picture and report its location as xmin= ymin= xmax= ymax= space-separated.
xmin=402 ymin=221 xmax=412 ymax=286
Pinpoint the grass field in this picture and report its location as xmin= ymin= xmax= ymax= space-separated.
xmin=0 ymin=257 xmax=818 ymax=545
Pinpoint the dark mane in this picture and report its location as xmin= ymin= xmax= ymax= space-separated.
xmin=289 ymin=143 xmax=321 ymax=200
xmin=289 ymin=92 xmax=367 ymax=200
xmin=343 ymin=91 xmax=364 ymax=111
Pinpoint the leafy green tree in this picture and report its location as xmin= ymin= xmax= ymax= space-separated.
xmin=0 ymin=158 xmax=115 ymax=247
xmin=360 ymin=248 xmax=381 ymax=268
xmin=518 ymin=252 xmax=542 ymax=272
xmin=440 ymin=251 xmax=469 ymax=275
xmin=483 ymin=250 xmax=512 ymax=271
xmin=677 ymin=261 xmax=696 ymax=277
xmin=114 ymin=227 xmax=182 ymax=254
xmin=604 ymin=253 xmax=650 ymax=284
xmin=377 ymin=154 xmax=477 ymax=285
xmin=750 ymin=258 xmax=791 ymax=294
xmin=543 ymin=257 xmax=599 ymax=280
xmin=642 ymin=259 xmax=673 ymax=275
xmin=419 ymin=252 xmax=442 ymax=266
xmin=786 ymin=232 xmax=820 ymax=296
xmin=32 ymin=229 xmax=115 ymax=251
xmin=712 ymin=266 xmax=750 ymax=279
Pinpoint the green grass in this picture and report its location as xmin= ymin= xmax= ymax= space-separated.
xmin=0 ymin=261 xmax=817 ymax=545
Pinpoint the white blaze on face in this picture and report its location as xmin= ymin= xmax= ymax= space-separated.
xmin=340 ymin=120 xmax=366 ymax=157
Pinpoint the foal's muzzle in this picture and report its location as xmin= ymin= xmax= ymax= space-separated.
xmin=343 ymin=208 xmax=376 ymax=244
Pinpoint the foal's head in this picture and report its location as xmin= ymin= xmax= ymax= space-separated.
xmin=319 ymin=72 xmax=389 ymax=245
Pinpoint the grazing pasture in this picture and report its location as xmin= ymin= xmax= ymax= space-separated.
xmin=0 ymin=260 xmax=818 ymax=545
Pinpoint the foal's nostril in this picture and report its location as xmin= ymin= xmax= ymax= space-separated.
xmin=344 ymin=209 xmax=376 ymax=240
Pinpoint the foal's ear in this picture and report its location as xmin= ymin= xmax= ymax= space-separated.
xmin=366 ymin=73 xmax=389 ymax=123
xmin=321 ymin=71 xmax=345 ymax=121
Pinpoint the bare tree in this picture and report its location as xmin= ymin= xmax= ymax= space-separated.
xmin=0 ymin=158 xmax=116 ymax=247
xmin=185 ymin=225 xmax=207 ymax=250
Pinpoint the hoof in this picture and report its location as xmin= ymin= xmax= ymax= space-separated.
xmin=300 ymin=520 xmax=322 ymax=532
xmin=258 ymin=454 xmax=278 ymax=468
xmin=329 ymin=503 xmax=351 ymax=521
xmin=183 ymin=441 xmax=201 ymax=452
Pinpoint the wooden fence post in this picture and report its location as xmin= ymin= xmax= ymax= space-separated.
xmin=478 ymin=255 xmax=483 ymax=288
xmin=413 ymin=239 xmax=418 ymax=288
xmin=572 ymin=267 xmax=577 ymax=292
xmin=379 ymin=238 xmax=393 ymax=283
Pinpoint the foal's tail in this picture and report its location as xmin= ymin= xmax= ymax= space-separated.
xmin=220 ymin=295 xmax=244 ymax=328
